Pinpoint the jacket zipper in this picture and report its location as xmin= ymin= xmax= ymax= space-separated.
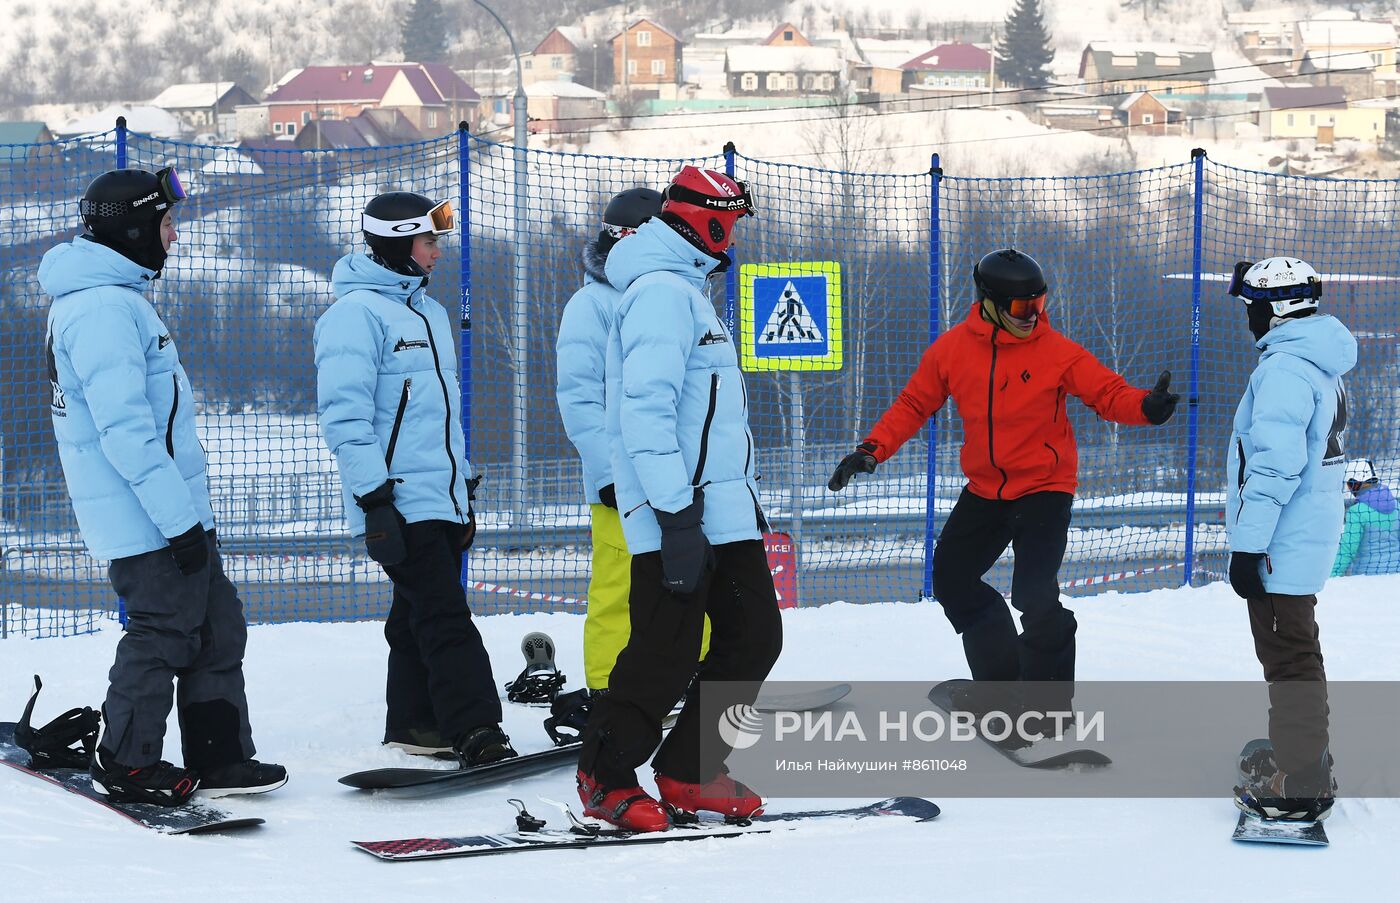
xmin=385 ymin=378 xmax=412 ymax=468
xmin=691 ymin=372 xmax=720 ymax=485
xmin=740 ymin=374 xmax=754 ymax=475
xmin=405 ymin=297 xmax=462 ymax=518
xmin=165 ymin=374 xmax=179 ymax=458
xmin=1053 ymin=387 xmax=1064 ymax=422
xmin=1236 ymin=438 xmax=1248 ymax=520
xmin=986 ymin=333 xmax=1009 ymax=499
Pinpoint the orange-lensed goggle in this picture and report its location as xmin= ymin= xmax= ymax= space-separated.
xmin=1005 ymin=292 xmax=1047 ymax=320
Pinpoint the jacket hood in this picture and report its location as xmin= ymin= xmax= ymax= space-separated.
xmin=604 ymin=218 xmax=719 ymax=292
xmin=333 ymin=252 xmax=426 ymax=302
xmin=1358 ymin=484 xmax=1397 ymax=515
xmin=38 ymin=236 xmax=156 ymax=298
xmin=1258 ymin=314 xmax=1357 ymax=377
xmin=582 ymin=238 xmax=610 ymax=286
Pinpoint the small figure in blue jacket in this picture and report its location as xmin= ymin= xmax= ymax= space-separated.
xmin=314 ymin=192 xmax=514 ymax=766
xmin=1225 ymin=256 xmax=1355 ymax=823
xmin=575 ymin=166 xmax=783 ymax=832
xmin=1331 ymin=459 xmax=1400 ymax=576
xmin=40 ymin=168 xmax=286 ymax=806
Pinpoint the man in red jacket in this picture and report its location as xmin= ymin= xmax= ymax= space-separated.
xmin=829 ymin=249 xmax=1178 ymax=714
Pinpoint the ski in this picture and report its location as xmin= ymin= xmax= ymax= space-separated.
xmin=1231 ymin=738 xmax=1330 ymax=846
xmin=0 ymin=723 xmax=263 ymax=835
xmin=342 ymin=686 xmax=851 ymax=792
xmin=351 ymin=796 xmax=939 ymax=861
xmin=925 ymin=680 xmax=1112 ymax=769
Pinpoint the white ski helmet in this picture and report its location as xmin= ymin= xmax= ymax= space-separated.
xmin=1344 ymin=459 xmax=1377 ymax=485
xmin=1227 ymin=257 xmax=1322 ymax=317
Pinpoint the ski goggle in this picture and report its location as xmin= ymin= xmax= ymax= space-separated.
xmin=1004 ymin=292 xmax=1047 ymax=320
xmin=363 ymin=199 xmax=455 ymax=237
xmin=156 ymin=166 xmax=187 ymax=204
xmin=1227 ymin=260 xmax=1322 ymax=303
xmin=603 ymin=222 xmax=639 ymax=240
xmin=663 ymin=179 xmax=755 ymax=217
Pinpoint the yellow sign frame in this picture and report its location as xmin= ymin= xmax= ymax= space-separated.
xmin=737 ymin=261 xmax=844 ymax=372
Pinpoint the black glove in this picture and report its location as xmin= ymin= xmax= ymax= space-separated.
xmin=460 ymin=511 xmax=477 ymax=551
xmin=1229 ymin=551 xmax=1269 ymax=600
xmin=166 ymin=523 xmax=208 ymax=575
xmin=598 ymin=483 xmax=618 ymax=509
xmin=1141 ymin=370 xmax=1180 ymax=425
xmin=355 ymin=480 xmax=407 ymax=566
xmin=828 ymin=442 xmax=878 ymax=491
xmin=653 ymin=490 xmax=715 ymax=596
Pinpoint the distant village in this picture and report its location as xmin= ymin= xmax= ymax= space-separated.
xmin=4 ymin=7 xmax=1400 ymax=166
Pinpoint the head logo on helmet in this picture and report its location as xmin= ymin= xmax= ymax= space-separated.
xmin=660 ymin=166 xmax=755 ymax=255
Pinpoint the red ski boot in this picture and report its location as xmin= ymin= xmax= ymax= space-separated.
xmin=575 ymin=769 xmax=671 ymax=833
xmin=656 ymin=771 xmax=764 ymax=823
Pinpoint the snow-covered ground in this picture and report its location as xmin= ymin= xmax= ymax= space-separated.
xmin=2 ymin=575 xmax=1396 ymax=901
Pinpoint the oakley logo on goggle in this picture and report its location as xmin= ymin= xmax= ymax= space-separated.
xmin=391 ymin=223 xmax=420 ymax=233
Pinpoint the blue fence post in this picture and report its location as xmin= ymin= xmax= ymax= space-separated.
xmin=458 ymin=124 xmax=474 ymax=588
xmin=723 ymin=142 xmax=738 ymax=335
xmin=922 ymin=154 xmax=944 ymax=603
xmin=1184 ymin=149 xmax=1207 ymax=586
xmin=115 ymin=116 xmax=127 ymax=168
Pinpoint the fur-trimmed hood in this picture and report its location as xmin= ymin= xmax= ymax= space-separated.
xmin=582 ymin=238 xmax=610 ymax=286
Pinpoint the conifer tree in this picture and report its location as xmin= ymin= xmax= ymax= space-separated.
xmin=996 ymin=0 xmax=1055 ymax=89
xmin=402 ymin=0 xmax=450 ymax=63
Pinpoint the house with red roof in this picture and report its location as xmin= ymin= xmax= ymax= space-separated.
xmin=901 ymin=43 xmax=995 ymax=95
xmin=262 ymin=62 xmax=478 ymax=138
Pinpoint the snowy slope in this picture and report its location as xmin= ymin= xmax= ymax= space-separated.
xmin=2 ymin=575 xmax=1396 ymax=901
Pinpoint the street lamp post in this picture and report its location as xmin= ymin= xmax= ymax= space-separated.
xmin=472 ymin=0 xmax=530 ymax=522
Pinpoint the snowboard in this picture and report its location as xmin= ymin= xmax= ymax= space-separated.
xmin=340 ymin=685 xmax=852 ymax=792
xmin=925 ymin=680 xmax=1112 ymax=769
xmin=1231 ymin=738 xmax=1330 ymax=847
xmin=0 ymin=723 xmax=263 ymax=835
xmin=351 ymin=795 xmax=940 ymax=861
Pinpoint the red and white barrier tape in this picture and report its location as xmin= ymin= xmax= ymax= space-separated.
xmin=1061 ymin=561 xmax=1183 ymax=589
xmin=468 ymin=580 xmax=586 ymax=607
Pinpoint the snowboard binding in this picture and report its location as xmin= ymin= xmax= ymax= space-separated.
xmin=504 ymin=632 xmax=567 ymax=705
xmin=14 ymin=675 xmax=99 ymax=770
xmin=543 ymin=687 xmax=598 ymax=746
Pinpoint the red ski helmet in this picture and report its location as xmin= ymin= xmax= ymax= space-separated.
xmin=660 ymin=165 xmax=754 ymax=253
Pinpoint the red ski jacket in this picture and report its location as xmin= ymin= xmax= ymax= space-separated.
xmin=863 ymin=303 xmax=1151 ymax=501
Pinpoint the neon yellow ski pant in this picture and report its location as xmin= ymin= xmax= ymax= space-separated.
xmin=585 ymin=503 xmax=709 ymax=689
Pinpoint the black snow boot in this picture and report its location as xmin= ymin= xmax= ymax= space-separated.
xmin=455 ymin=726 xmax=518 ymax=767
xmin=90 ymin=747 xmax=199 ymax=806
xmin=196 ymin=759 xmax=288 ymax=798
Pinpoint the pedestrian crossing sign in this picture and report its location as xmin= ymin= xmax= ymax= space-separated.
xmin=738 ymin=262 xmax=843 ymax=371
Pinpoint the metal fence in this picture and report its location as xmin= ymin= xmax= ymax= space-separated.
xmin=2 ymin=123 xmax=1395 ymax=637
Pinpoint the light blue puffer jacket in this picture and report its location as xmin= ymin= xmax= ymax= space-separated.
xmin=39 ymin=237 xmax=212 ymax=560
xmin=555 ymin=241 xmax=618 ymax=505
xmin=315 ymin=253 xmax=471 ymax=536
xmin=1226 ymin=314 xmax=1358 ymax=595
xmin=603 ymin=219 xmax=766 ymax=554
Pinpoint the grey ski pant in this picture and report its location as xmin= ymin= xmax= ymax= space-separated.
xmin=101 ymin=533 xmax=255 ymax=770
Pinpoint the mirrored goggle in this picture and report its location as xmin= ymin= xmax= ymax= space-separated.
xmin=156 ymin=166 xmax=187 ymax=203
xmin=363 ymin=200 xmax=455 ymax=237
xmin=603 ymin=223 xmax=639 ymax=239
xmin=1006 ymin=292 xmax=1047 ymax=320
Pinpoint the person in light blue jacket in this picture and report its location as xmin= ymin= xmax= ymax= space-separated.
xmin=314 ymin=191 xmax=512 ymax=767
xmin=576 ymin=166 xmax=782 ymax=833
xmin=41 ymin=167 xmax=284 ymax=806
xmin=1225 ymin=256 xmax=1356 ymax=823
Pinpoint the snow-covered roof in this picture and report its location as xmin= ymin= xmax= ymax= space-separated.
xmin=857 ymin=39 xmax=938 ymax=70
xmin=1296 ymin=18 xmax=1397 ymax=47
xmin=55 ymin=105 xmax=184 ymax=138
xmin=199 ymin=151 xmax=264 ymax=176
xmin=1303 ymin=50 xmax=1382 ymax=72
xmin=525 ymin=79 xmax=606 ymax=100
xmin=725 ymin=46 xmax=844 ymax=74
xmin=150 ymin=82 xmax=240 ymax=110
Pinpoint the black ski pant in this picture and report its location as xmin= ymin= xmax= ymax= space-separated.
xmin=579 ymin=539 xmax=783 ymax=787
xmin=1247 ymin=592 xmax=1331 ymax=785
xmin=932 ymin=489 xmax=1076 ymax=710
xmin=380 ymin=519 xmax=501 ymax=745
xmin=102 ymin=532 xmax=255 ymax=771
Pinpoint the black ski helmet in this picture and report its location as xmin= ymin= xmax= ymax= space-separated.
xmin=973 ymin=248 xmax=1047 ymax=310
xmin=80 ymin=167 xmax=185 ymax=274
xmin=597 ymin=187 xmax=663 ymax=256
xmin=362 ymin=191 xmax=455 ymax=277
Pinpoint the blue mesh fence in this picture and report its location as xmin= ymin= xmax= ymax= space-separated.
xmin=1 ymin=125 xmax=1393 ymax=637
